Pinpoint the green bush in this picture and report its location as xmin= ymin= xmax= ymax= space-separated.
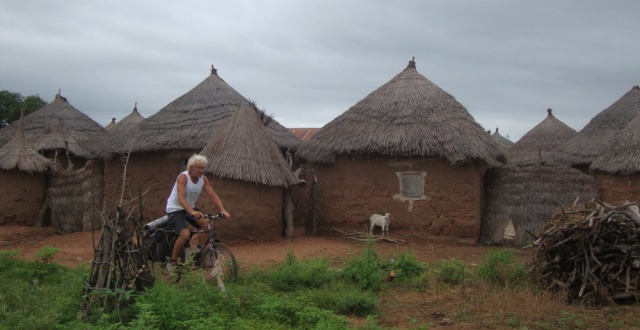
xmin=383 ymin=251 xmax=426 ymax=282
xmin=475 ymin=250 xmax=528 ymax=287
xmin=265 ymin=249 xmax=335 ymax=292
xmin=341 ymin=242 xmax=385 ymax=291
xmin=433 ymin=258 xmax=469 ymax=286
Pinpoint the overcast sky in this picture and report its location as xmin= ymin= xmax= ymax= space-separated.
xmin=1 ymin=1 xmax=638 ymax=142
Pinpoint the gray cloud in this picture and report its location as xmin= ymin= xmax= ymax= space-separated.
xmin=1 ymin=0 xmax=638 ymax=142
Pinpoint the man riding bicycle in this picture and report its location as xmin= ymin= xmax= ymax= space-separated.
xmin=165 ymin=154 xmax=232 ymax=274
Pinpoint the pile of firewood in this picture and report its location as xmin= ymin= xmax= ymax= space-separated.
xmin=528 ymin=200 xmax=640 ymax=305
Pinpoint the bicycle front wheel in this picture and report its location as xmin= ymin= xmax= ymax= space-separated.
xmin=201 ymin=243 xmax=238 ymax=282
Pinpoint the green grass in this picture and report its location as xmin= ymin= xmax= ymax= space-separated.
xmin=3 ymin=244 xmax=639 ymax=329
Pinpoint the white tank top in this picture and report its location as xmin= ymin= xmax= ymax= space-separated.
xmin=166 ymin=171 xmax=204 ymax=213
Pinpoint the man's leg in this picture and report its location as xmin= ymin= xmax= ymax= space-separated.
xmin=171 ymin=228 xmax=191 ymax=262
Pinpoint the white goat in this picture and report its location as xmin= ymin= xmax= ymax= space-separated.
xmin=369 ymin=212 xmax=391 ymax=237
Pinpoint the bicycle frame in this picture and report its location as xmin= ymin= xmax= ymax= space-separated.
xmin=188 ymin=213 xmax=238 ymax=291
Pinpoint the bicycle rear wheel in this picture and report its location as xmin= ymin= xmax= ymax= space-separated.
xmin=201 ymin=243 xmax=238 ymax=282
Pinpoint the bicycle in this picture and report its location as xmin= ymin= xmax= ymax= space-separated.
xmin=143 ymin=212 xmax=238 ymax=291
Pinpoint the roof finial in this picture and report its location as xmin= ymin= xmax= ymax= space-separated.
xmin=211 ymin=65 xmax=218 ymax=76
xmin=407 ymin=57 xmax=416 ymax=69
xmin=134 ymin=102 xmax=137 ymax=110
xmin=547 ymin=108 xmax=553 ymax=116
xmin=495 ymin=126 xmax=499 ymax=133
xmin=111 ymin=118 xmax=116 ymax=124
xmin=633 ymin=85 xmax=639 ymax=90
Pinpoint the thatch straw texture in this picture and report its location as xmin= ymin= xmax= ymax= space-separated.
xmin=490 ymin=127 xmax=514 ymax=148
xmin=0 ymin=94 xmax=107 ymax=158
xmin=507 ymin=109 xmax=576 ymax=166
xmin=546 ymin=86 xmax=640 ymax=167
xmin=33 ymin=118 xmax=89 ymax=157
xmin=105 ymin=118 xmax=116 ymax=131
xmin=108 ymin=104 xmax=144 ymax=135
xmin=201 ymin=103 xmax=300 ymax=187
xmin=37 ymin=160 xmax=104 ymax=232
xmin=481 ymin=165 xmax=599 ymax=247
xmin=591 ymin=111 xmax=640 ymax=175
xmin=98 ymin=66 xmax=299 ymax=157
xmin=0 ymin=115 xmax=51 ymax=173
xmin=296 ymin=59 xmax=506 ymax=165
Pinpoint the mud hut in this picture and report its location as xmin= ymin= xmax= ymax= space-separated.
xmin=0 ymin=94 xmax=107 ymax=232
xmin=0 ymin=93 xmax=107 ymax=162
xmin=296 ymin=58 xmax=506 ymax=244
xmin=198 ymin=103 xmax=300 ymax=241
xmin=0 ymin=114 xmax=52 ymax=225
xmin=507 ymin=109 xmax=577 ymax=166
xmin=108 ymin=103 xmax=144 ymax=135
xmin=98 ymin=66 xmax=300 ymax=222
xmin=546 ymin=86 xmax=640 ymax=169
xmin=490 ymin=127 xmax=514 ymax=148
xmin=105 ymin=118 xmax=116 ymax=131
xmin=481 ymin=165 xmax=599 ymax=247
xmin=590 ymin=111 xmax=640 ymax=203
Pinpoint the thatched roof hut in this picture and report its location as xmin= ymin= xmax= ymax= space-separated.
xmin=507 ymin=109 xmax=577 ymax=166
xmin=0 ymin=93 xmax=107 ymax=159
xmin=0 ymin=114 xmax=51 ymax=173
xmin=481 ymin=164 xmax=599 ymax=247
xmin=296 ymin=59 xmax=505 ymax=165
xmin=108 ymin=103 xmax=144 ymax=135
xmin=105 ymin=118 xmax=116 ymax=131
xmin=201 ymin=103 xmax=299 ymax=187
xmin=34 ymin=118 xmax=89 ymax=158
xmin=98 ymin=66 xmax=299 ymax=157
xmin=590 ymin=111 xmax=640 ymax=175
xmin=490 ymin=127 xmax=514 ymax=148
xmin=547 ymin=86 xmax=640 ymax=167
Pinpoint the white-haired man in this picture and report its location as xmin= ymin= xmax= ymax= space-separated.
xmin=165 ymin=154 xmax=232 ymax=273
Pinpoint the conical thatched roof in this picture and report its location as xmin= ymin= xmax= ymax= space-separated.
xmin=590 ymin=111 xmax=640 ymax=175
xmin=0 ymin=113 xmax=52 ymax=173
xmin=33 ymin=117 xmax=89 ymax=157
xmin=108 ymin=103 xmax=144 ymax=135
xmin=201 ymin=103 xmax=299 ymax=187
xmin=0 ymin=93 xmax=107 ymax=158
xmin=490 ymin=127 xmax=514 ymax=148
xmin=105 ymin=118 xmax=116 ymax=131
xmin=507 ymin=109 xmax=577 ymax=166
xmin=481 ymin=164 xmax=599 ymax=247
xmin=97 ymin=66 xmax=299 ymax=157
xmin=546 ymin=86 xmax=640 ymax=167
xmin=296 ymin=59 xmax=506 ymax=165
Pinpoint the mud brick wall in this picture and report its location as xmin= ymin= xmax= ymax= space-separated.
xmin=0 ymin=170 xmax=46 ymax=225
xmin=307 ymin=156 xmax=486 ymax=244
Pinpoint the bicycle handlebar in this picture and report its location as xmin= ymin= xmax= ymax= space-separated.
xmin=204 ymin=213 xmax=225 ymax=220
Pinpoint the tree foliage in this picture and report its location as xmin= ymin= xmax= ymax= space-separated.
xmin=0 ymin=90 xmax=47 ymax=128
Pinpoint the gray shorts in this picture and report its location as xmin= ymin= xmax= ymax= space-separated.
xmin=167 ymin=210 xmax=200 ymax=234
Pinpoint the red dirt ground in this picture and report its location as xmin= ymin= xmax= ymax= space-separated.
xmin=0 ymin=225 xmax=526 ymax=268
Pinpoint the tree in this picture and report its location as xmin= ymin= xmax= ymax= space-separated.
xmin=0 ymin=90 xmax=47 ymax=128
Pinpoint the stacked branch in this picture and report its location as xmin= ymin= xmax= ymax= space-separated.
xmin=80 ymin=205 xmax=154 ymax=319
xmin=332 ymin=227 xmax=406 ymax=243
xmin=529 ymin=200 xmax=640 ymax=305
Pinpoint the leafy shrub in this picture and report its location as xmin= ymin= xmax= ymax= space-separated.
xmin=341 ymin=242 xmax=385 ymax=291
xmin=433 ymin=258 xmax=469 ymax=286
xmin=475 ymin=250 xmax=528 ymax=287
xmin=383 ymin=251 xmax=426 ymax=282
xmin=266 ymin=249 xmax=335 ymax=292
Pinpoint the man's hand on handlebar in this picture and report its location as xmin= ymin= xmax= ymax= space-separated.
xmin=220 ymin=210 xmax=232 ymax=221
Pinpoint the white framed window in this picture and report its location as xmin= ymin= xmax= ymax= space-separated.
xmin=401 ymin=173 xmax=423 ymax=197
